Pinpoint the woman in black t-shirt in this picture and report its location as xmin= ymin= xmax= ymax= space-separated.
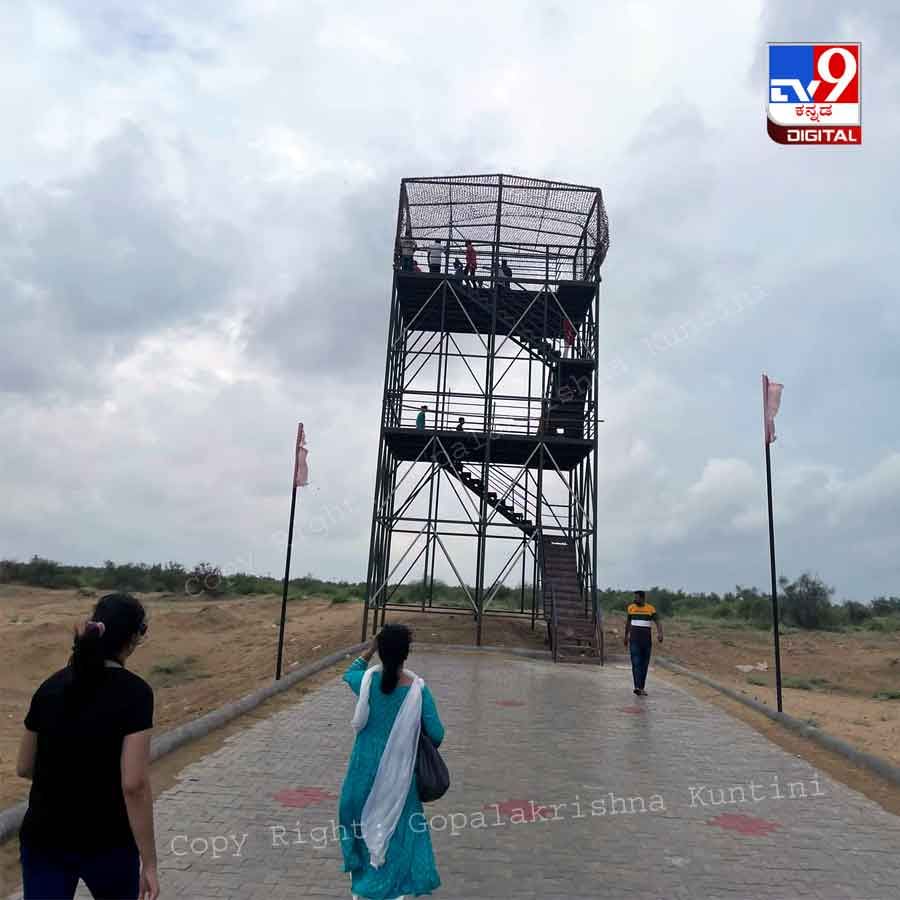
xmin=16 ymin=593 xmax=159 ymax=900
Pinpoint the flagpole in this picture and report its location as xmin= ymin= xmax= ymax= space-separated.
xmin=276 ymin=423 xmax=305 ymax=681
xmin=765 ymin=437 xmax=784 ymax=713
xmin=762 ymin=374 xmax=784 ymax=713
xmin=275 ymin=481 xmax=298 ymax=681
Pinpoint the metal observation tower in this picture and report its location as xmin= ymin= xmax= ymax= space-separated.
xmin=361 ymin=174 xmax=610 ymax=662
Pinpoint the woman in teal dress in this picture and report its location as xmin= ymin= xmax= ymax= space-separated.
xmin=339 ymin=625 xmax=444 ymax=899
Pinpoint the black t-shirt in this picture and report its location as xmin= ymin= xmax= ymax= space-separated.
xmin=20 ymin=665 xmax=154 ymax=851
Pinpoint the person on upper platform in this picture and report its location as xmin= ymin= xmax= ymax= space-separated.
xmin=399 ymin=227 xmax=417 ymax=272
xmin=416 ymin=405 xmax=428 ymax=430
xmin=452 ymin=258 xmax=464 ymax=285
xmin=498 ymin=258 xmax=512 ymax=295
xmin=464 ymin=240 xmax=478 ymax=287
xmin=428 ymin=240 xmax=443 ymax=274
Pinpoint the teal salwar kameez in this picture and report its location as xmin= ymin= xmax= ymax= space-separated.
xmin=339 ymin=658 xmax=444 ymax=899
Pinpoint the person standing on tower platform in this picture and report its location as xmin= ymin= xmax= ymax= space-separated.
xmin=416 ymin=405 xmax=428 ymax=430
xmin=399 ymin=227 xmax=417 ymax=272
xmin=498 ymin=258 xmax=512 ymax=296
xmin=428 ymin=240 xmax=443 ymax=274
xmin=624 ymin=590 xmax=663 ymax=696
xmin=464 ymin=240 xmax=477 ymax=287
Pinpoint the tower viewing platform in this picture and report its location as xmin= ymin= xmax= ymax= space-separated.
xmin=387 ymin=174 xmax=609 ymax=466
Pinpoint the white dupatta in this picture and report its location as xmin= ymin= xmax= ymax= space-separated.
xmin=351 ymin=664 xmax=424 ymax=868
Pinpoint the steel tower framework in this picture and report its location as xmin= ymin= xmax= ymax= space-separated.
xmin=362 ymin=174 xmax=610 ymax=651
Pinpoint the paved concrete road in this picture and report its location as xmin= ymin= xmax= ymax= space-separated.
xmin=97 ymin=651 xmax=900 ymax=899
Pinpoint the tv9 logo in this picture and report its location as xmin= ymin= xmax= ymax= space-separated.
xmin=767 ymin=44 xmax=861 ymax=145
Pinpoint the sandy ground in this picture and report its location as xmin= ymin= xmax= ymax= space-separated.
xmin=0 ymin=586 xmax=544 ymax=810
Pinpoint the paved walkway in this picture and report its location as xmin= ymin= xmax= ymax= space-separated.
xmin=101 ymin=652 xmax=900 ymax=898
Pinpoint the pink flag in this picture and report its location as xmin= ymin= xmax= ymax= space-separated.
xmin=293 ymin=423 xmax=309 ymax=487
xmin=762 ymin=375 xmax=783 ymax=444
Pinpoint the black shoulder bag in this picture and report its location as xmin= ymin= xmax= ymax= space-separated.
xmin=416 ymin=730 xmax=449 ymax=803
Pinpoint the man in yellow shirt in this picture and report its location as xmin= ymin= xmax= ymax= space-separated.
xmin=624 ymin=590 xmax=663 ymax=696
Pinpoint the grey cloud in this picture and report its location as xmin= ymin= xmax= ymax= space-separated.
xmin=243 ymin=180 xmax=394 ymax=380
xmin=0 ymin=124 xmax=243 ymax=399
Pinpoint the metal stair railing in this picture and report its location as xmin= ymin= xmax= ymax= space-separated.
xmin=550 ymin=585 xmax=559 ymax=663
xmin=451 ymin=278 xmax=570 ymax=368
xmin=483 ymin=466 xmax=532 ymax=525
xmin=440 ymin=459 xmax=534 ymax=534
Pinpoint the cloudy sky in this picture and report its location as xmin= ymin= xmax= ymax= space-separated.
xmin=1 ymin=1 xmax=897 ymax=601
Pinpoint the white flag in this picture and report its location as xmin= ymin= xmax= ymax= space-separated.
xmin=762 ymin=375 xmax=783 ymax=444
xmin=293 ymin=423 xmax=309 ymax=487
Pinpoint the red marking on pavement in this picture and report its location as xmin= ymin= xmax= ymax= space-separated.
xmin=484 ymin=799 xmax=551 ymax=822
xmin=273 ymin=787 xmax=337 ymax=808
xmin=706 ymin=813 xmax=780 ymax=836
xmin=495 ymin=700 xmax=526 ymax=707
xmin=620 ymin=706 xmax=645 ymax=714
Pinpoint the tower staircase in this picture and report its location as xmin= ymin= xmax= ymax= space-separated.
xmin=461 ymin=283 xmax=568 ymax=368
xmin=436 ymin=459 xmax=603 ymax=664
xmin=439 ymin=458 xmax=535 ymax=535
xmin=540 ymin=534 xmax=602 ymax=663
xmin=540 ymin=359 xmax=593 ymax=439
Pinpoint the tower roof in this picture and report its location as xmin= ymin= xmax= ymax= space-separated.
xmin=401 ymin=173 xmax=609 ymax=273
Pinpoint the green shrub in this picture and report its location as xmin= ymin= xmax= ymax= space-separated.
xmin=780 ymin=574 xmax=835 ymax=629
xmin=864 ymin=615 xmax=900 ymax=633
xmin=843 ymin=600 xmax=872 ymax=625
xmin=0 ymin=556 xmax=80 ymax=589
xmin=872 ymin=596 xmax=900 ymax=616
xmin=735 ymin=588 xmax=772 ymax=627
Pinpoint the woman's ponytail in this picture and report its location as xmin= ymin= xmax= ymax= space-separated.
xmin=68 ymin=594 xmax=147 ymax=692
xmin=381 ymin=663 xmax=400 ymax=694
xmin=71 ymin=621 xmax=108 ymax=686
xmin=377 ymin=624 xmax=412 ymax=694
